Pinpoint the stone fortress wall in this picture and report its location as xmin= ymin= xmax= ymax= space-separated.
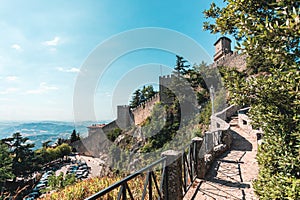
xmin=210 ymin=51 xmax=247 ymax=71
xmin=131 ymin=93 xmax=160 ymax=125
xmin=84 ymin=36 xmax=248 ymax=142
xmin=95 ymin=37 xmax=248 ymax=133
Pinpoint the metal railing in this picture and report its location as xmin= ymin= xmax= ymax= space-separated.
xmin=85 ymin=157 xmax=166 ymax=200
xmin=85 ymin=105 xmax=238 ymax=200
xmin=181 ymin=141 xmax=197 ymax=194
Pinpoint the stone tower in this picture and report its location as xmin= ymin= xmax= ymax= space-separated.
xmin=213 ymin=36 xmax=233 ymax=62
xmin=159 ymin=75 xmax=176 ymax=105
xmin=116 ymin=105 xmax=133 ymax=129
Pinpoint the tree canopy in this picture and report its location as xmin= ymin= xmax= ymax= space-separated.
xmin=0 ymin=141 xmax=14 ymax=183
xmin=204 ymin=0 xmax=300 ymax=198
xmin=70 ymin=129 xmax=80 ymax=143
xmin=2 ymin=132 xmax=35 ymax=177
xmin=129 ymin=85 xmax=157 ymax=108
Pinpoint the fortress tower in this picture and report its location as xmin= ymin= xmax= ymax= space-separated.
xmin=159 ymin=75 xmax=176 ymax=105
xmin=213 ymin=36 xmax=233 ymax=62
xmin=116 ymin=105 xmax=134 ymax=129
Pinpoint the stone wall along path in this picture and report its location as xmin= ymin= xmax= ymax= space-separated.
xmin=184 ymin=118 xmax=259 ymax=200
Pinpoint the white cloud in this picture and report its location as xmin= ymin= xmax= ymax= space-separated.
xmin=0 ymin=87 xmax=19 ymax=94
xmin=11 ymin=44 xmax=22 ymax=51
xmin=5 ymin=76 xmax=19 ymax=81
xmin=25 ymin=82 xmax=58 ymax=94
xmin=43 ymin=36 xmax=60 ymax=46
xmin=56 ymin=67 xmax=80 ymax=73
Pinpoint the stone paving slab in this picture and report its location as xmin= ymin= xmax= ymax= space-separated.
xmin=184 ymin=122 xmax=258 ymax=200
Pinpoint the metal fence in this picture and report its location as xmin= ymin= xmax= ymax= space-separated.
xmin=84 ymin=105 xmax=239 ymax=199
xmin=85 ymin=157 xmax=166 ymax=200
xmin=181 ymin=142 xmax=197 ymax=194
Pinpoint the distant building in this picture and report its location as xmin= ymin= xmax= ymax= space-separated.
xmin=213 ymin=36 xmax=233 ymax=62
xmin=87 ymin=124 xmax=106 ymax=136
xmin=211 ymin=36 xmax=247 ymax=71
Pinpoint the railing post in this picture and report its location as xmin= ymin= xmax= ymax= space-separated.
xmin=161 ymin=150 xmax=183 ymax=200
xmin=192 ymin=137 xmax=206 ymax=179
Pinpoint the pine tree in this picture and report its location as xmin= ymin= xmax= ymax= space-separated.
xmin=174 ymin=55 xmax=190 ymax=76
xmin=70 ymin=129 xmax=79 ymax=143
xmin=129 ymin=89 xmax=141 ymax=108
xmin=2 ymin=132 xmax=35 ymax=177
xmin=0 ymin=141 xmax=14 ymax=183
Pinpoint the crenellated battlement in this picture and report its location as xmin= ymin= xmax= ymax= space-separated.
xmin=131 ymin=93 xmax=160 ymax=111
xmin=88 ymin=37 xmax=247 ymax=132
xmin=131 ymin=93 xmax=160 ymax=125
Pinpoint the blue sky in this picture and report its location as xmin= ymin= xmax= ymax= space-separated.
xmin=0 ymin=0 xmax=228 ymax=121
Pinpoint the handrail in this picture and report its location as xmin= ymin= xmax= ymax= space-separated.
xmin=181 ymin=142 xmax=196 ymax=194
xmin=86 ymin=105 xmax=238 ymax=200
xmin=85 ymin=157 xmax=166 ymax=200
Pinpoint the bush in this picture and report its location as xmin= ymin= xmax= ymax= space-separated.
xmin=107 ymin=128 xmax=122 ymax=142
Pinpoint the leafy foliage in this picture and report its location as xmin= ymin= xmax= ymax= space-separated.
xmin=140 ymin=102 xmax=180 ymax=152
xmin=70 ymin=129 xmax=80 ymax=143
xmin=140 ymin=58 xmax=216 ymax=153
xmin=35 ymin=143 xmax=72 ymax=165
xmin=204 ymin=0 xmax=300 ymax=73
xmin=0 ymin=141 xmax=14 ymax=183
xmin=107 ymin=128 xmax=122 ymax=142
xmin=47 ymin=172 xmax=76 ymax=191
xmin=174 ymin=55 xmax=190 ymax=75
xmin=39 ymin=175 xmax=151 ymax=200
xmin=204 ymin=0 xmax=300 ymax=198
xmin=130 ymin=85 xmax=157 ymax=108
xmin=2 ymin=132 xmax=35 ymax=177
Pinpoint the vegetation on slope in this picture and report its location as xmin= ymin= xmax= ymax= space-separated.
xmin=39 ymin=173 xmax=164 ymax=200
xmin=0 ymin=132 xmax=73 ymax=199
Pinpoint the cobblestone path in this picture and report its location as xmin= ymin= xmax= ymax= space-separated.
xmin=184 ymin=119 xmax=259 ymax=200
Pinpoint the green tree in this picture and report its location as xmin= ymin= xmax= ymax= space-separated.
xmin=129 ymin=89 xmax=141 ymax=108
xmin=48 ymin=172 xmax=76 ymax=190
xmin=56 ymin=143 xmax=72 ymax=159
xmin=46 ymin=148 xmax=59 ymax=161
xmin=204 ymin=1 xmax=300 ymax=199
xmin=2 ymin=133 xmax=35 ymax=177
xmin=0 ymin=141 xmax=14 ymax=183
xmin=42 ymin=140 xmax=52 ymax=148
xmin=204 ymin=0 xmax=299 ymax=73
xmin=129 ymin=85 xmax=157 ymax=108
xmin=56 ymin=137 xmax=68 ymax=146
xmin=141 ymin=85 xmax=156 ymax=100
xmin=174 ymin=55 xmax=190 ymax=76
xmin=70 ymin=129 xmax=80 ymax=143
xmin=107 ymin=128 xmax=122 ymax=142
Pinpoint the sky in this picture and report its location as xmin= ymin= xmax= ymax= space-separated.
xmin=0 ymin=0 xmax=229 ymax=121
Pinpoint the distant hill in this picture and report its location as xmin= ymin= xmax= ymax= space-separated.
xmin=0 ymin=121 xmax=109 ymax=149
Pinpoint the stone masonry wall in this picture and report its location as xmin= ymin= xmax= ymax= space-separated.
xmin=211 ymin=51 xmax=247 ymax=71
xmin=131 ymin=93 xmax=160 ymax=125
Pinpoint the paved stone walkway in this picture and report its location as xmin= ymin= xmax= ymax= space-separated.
xmin=184 ymin=119 xmax=259 ymax=200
